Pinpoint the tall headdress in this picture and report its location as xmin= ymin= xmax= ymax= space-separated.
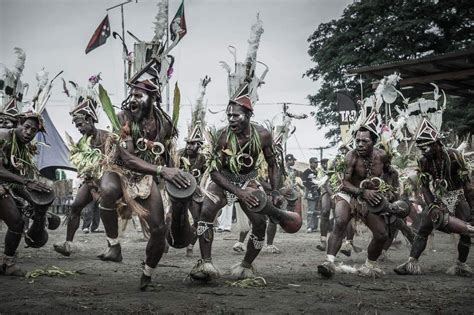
xmin=22 ymin=68 xmax=62 ymax=132
xmin=66 ymin=74 xmax=100 ymax=123
xmin=414 ymin=117 xmax=440 ymax=147
xmin=220 ymin=14 xmax=269 ymax=111
xmin=0 ymin=47 xmax=28 ymax=119
xmin=229 ymin=83 xmax=252 ymax=110
xmin=127 ymin=0 xmax=179 ymax=101
xmin=185 ymin=76 xmax=211 ymax=143
xmin=360 ymin=110 xmax=380 ymax=139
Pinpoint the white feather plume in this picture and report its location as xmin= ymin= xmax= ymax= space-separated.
xmin=222 ymin=15 xmax=268 ymax=106
xmin=191 ymin=76 xmax=211 ymax=130
xmin=12 ymin=47 xmax=26 ymax=79
xmin=152 ymin=0 xmax=168 ymax=43
xmin=35 ymin=68 xmax=49 ymax=91
xmin=245 ymin=14 xmax=264 ymax=71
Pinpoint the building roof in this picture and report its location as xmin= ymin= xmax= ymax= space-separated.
xmin=348 ymin=47 xmax=474 ymax=97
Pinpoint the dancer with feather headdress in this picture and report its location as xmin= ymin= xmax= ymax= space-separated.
xmin=95 ymin=1 xmax=192 ymax=290
xmin=0 ymin=49 xmax=55 ymax=276
xmin=53 ymin=74 xmax=111 ymax=257
xmin=316 ymin=76 xmax=415 ymax=279
xmin=0 ymin=48 xmax=28 ymax=128
xmin=394 ymin=112 xmax=474 ymax=277
xmin=188 ymin=15 xmax=288 ymax=282
xmin=316 ymin=112 xmax=394 ymax=279
xmin=173 ymin=75 xmax=211 ymax=257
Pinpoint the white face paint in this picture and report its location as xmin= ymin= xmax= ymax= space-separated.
xmin=227 ymin=104 xmax=247 ymax=134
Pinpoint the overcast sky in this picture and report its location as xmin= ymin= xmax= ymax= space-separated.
xmin=1 ymin=0 xmax=352 ymax=161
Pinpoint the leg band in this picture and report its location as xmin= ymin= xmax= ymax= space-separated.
xmin=143 ymin=264 xmax=155 ymax=277
xmin=196 ymin=221 xmax=214 ymax=236
xmin=99 ymin=204 xmax=116 ymax=211
xmin=106 ymin=237 xmax=119 ymax=246
xmin=196 ymin=221 xmax=214 ymax=242
xmin=7 ymin=229 xmax=22 ymax=236
xmin=249 ymin=233 xmax=265 ymax=250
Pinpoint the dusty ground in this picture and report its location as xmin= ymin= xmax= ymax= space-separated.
xmin=0 ymin=218 xmax=472 ymax=314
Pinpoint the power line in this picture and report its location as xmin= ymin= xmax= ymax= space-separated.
xmin=292 ymin=133 xmax=307 ymax=160
xmin=36 ymin=100 xmax=315 ymax=107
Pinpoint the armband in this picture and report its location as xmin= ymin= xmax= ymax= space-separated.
xmin=156 ymin=165 xmax=163 ymax=177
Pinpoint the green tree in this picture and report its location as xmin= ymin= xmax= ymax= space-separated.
xmin=443 ymin=96 xmax=474 ymax=142
xmin=306 ymin=0 xmax=473 ymax=143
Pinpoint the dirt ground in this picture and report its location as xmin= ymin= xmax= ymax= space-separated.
xmin=0 ymin=217 xmax=472 ymax=314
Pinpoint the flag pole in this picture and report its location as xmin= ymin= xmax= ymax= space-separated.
xmin=106 ymin=0 xmax=134 ymax=99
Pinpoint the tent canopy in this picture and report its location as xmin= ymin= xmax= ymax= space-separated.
xmin=35 ymin=109 xmax=75 ymax=179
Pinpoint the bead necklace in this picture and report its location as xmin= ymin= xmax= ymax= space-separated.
xmin=360 ymin=152 xmax=374 ymax=179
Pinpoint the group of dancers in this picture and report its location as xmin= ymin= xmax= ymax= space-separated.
xmin=1 ymin=14 xmax=473 ymax=291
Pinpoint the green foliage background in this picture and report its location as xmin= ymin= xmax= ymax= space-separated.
xmin=306 ymin=0 xmax=473 ymax=143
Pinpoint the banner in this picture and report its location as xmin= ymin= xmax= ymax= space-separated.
xmin=85 ymin=15 xmax=111 ymax=54
xmin=170 ymin=1 xmax=187 ymax=42
xmin=336 ymin=91 xmax=358 ymax=143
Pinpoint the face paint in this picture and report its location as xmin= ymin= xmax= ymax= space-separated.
xmin=227 ymin=104 xmax=248 ymax=134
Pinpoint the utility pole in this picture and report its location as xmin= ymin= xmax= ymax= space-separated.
xmin=310 ymin=145 xmax=332 ymax=161
xmin=282 ymin=102 xmax=288 ymax=157
xmin=106 ymin=0 xmax=135 ymax=99
xmin=165 ymin=0 xmax=170 ymax=113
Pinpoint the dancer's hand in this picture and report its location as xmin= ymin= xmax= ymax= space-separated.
xmin=161 ymin=167 xmax=190 ymax=189
xmin=237 ymin=189 xmax=260 ymax=208
xmin=362 ymin=189 xmax=382 ymax=206
xmin=25 ymin=180 xmax=52 ymax=193
xmin=280 ymin=187 xmax=293 ymax=199
xmin=272 ymin=193 xmax=284 ymax=207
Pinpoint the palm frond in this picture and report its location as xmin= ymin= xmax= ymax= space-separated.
xmin=98 ymin=84 xmax=120 ymax=132
xmin=172 ymin=82 xmax=181 ymax=128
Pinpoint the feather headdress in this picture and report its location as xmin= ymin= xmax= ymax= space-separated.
xmin=0 ymin=47 xmax=29 ymax=117
xmin=21 ymin=69 xmax=62 ymax=132
xmin=131 ymin=0 xmax=179 ymax=98
xmin=220 ymin=14 xmax=269 ymax=111
xmin=186 ymin=76 xmax=211 ymax=143
xmin=65 ymin=73 xmax=100 ymax=123
xmin=152 ymin=0 xmax=168 ymax=43
xmin=414 ymin=117 xmax=441 ymax=147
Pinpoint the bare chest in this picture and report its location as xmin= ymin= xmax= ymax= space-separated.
xmin=353 ymin=157 xmax=384 ymax=180
xmin=138 ymin=119 xmax=159 ymax=141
